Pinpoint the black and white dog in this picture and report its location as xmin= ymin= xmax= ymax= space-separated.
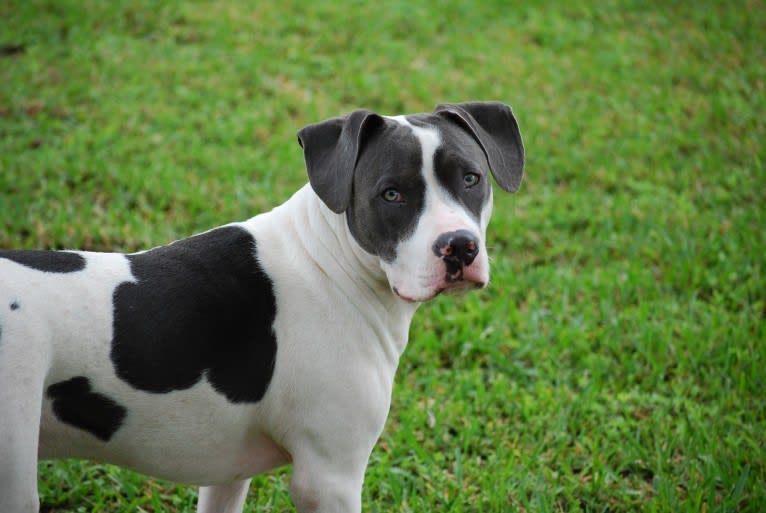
xmin=0 ymin=102 xmax=524 ymax=513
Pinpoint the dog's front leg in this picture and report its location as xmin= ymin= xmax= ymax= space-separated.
xmin=197 ymin=478 xmax=252 ymax=513
xmin=288 ymin=445 xmax=369 ymax=513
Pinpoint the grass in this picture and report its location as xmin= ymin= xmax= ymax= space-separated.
xmin=1 ymin=0 xmax=764 ymax=511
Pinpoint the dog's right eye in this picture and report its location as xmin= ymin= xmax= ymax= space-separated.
xmin=463 ymin=173 xmax=480 ymax=188
xmin=381 ymin=188 xmax=404 ymax=203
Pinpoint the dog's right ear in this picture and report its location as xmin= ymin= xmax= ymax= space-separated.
xmin=297 ymin=110 xmax=385 ymax=214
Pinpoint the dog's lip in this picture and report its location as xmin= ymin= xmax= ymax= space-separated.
xmin=392 ymin=286 xmax=445 ymax=303
xmin=393 ymin=278 xmax=487 ymax=302
xmin=442 ymin=280 xmax=486 ymax=295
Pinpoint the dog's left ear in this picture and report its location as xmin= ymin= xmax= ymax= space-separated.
xmin=435 ymin=101 xmax=525 ymax=193
xmin=297 ymin=110 xmax=385 ymax=213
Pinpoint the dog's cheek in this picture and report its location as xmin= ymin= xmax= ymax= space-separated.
xmin=382 ymin=234 xmax=443 ymax=300
xmin=346 ymin=195 xmax=427 ymax=264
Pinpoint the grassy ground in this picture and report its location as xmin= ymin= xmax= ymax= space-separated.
xmin=2 ymin=0 xmax=764 ymax=511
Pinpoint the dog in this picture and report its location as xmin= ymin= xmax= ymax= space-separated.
xmin=0 ymin=101 xmax=524 ymax=513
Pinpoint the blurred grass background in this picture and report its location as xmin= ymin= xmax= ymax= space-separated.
xmin=1 ymin=0 xmax=764 ymax=511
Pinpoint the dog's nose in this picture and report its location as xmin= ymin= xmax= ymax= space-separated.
xmin=432 ymin=230 xmax=480 ymax=267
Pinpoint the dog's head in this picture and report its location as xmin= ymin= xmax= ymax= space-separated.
xmin=297 ymin=101 xmax=524 ymax=302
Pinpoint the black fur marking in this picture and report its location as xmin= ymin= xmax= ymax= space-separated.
xmin=10 ymin=301 xmax=19 ymax=311
xmin=403 ymin=113 xmax=491 ymax=223
xmin=47 ymin=376 xmax=127 ymax=442
xmin=431 ymin=140 xmax=490 ymax=222
xmin=111 ymin=226 xmax=277 ymax=403
xmin=346 ymin=120 xmax=426 ymax=262
xmin=0 ymin=250 xmax=86 ymax=273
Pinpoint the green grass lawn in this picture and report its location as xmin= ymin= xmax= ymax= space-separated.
xmin=2 ymin=0 xmax=764 ymax=511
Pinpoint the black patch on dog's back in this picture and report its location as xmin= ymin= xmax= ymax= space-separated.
xmin=47 ymin=377 xmax=127 ymax=441
xmin=111 ymin=225 xmax=277 ymax=403
xmin=0 ymin=250 xmax=86 ymax=273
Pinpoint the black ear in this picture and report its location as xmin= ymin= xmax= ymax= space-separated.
xmin=297 ymin=110 xmax=385 ymax=213
xmin=435 ymin=101 xmax=525 ymax=193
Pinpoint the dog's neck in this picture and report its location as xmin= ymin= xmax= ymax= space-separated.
xmin=259 ymin=184 xmax=420 ymax=364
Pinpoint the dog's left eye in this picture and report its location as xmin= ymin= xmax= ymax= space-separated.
xmin=382 ymin=188 xmax=404 ymax=203
xmin=463 ymin=173 xmax=480 ymax=187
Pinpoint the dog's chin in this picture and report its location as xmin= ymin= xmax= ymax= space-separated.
xmin=392 ymin=280 xmax=485 ymax=303
xmin=392 ymin=286 xmax=443 ymax=303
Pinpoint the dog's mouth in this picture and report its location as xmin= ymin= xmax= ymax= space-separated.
xmin=446 ymin=267 xmax=465 ymax=283
xmin=392 ymin=286 xmax=445 ymax=303
xmin=385 ymin=247 xmax=489 ymax=303
xmin=392 ymin=279 xmax=485 ymax=303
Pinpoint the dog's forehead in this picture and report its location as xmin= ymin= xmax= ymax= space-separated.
xmin=381 ymin=113 xmax=486 ymax=166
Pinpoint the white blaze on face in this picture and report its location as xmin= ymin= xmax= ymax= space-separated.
xmin=381 ymin=116 xmax=491 ymax=303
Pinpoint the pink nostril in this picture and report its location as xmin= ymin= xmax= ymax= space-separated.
xmin=466 ymin=241 xmax=476 ymax=252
